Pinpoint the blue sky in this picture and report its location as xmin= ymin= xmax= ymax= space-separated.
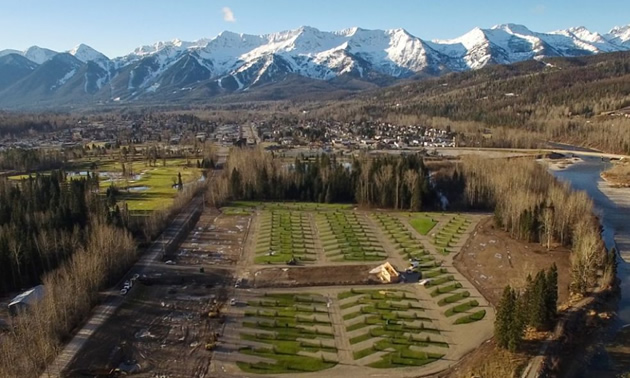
xmin=1 ymin=0 xmax=628 ymax=57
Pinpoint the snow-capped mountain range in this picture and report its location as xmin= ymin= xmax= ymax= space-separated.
xmin=0 ymin=23 xmax=629 ymax=108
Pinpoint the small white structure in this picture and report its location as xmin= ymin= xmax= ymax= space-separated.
xmin=369 ymin=262 xmax=400 ymax=284
xmin=8 ymin=285 xmax=45 ymax=316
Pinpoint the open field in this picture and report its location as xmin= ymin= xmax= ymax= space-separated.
xmin=454 ymin=217 xmax=572 ymax=306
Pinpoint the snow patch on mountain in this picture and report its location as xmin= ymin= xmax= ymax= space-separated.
xmin=52 ymin=68 xmax=77 ymax=90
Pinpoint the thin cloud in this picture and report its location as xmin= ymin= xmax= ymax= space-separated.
xmin=222 ymin=7 xmax=236 ymax=23
xmin=532 ymin=5 xmax=546 ymax=15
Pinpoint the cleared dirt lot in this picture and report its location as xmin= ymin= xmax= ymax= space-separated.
xmin=251 ymin=264 xmax=392 ymax=288
xmin=65 ymin=271 xmax=227 ymax=377
xmin=64 ymin=210 xmax=251 ymax=377
xmin=454 ymin=217 xmax=571 ymax=306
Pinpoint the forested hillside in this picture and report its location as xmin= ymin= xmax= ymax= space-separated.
xmin=309 ymin=52 xmax=630 ymax=153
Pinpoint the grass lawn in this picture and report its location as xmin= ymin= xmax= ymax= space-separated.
xmin=409 ymin=216 xmax=438 ymax=235
xmin=102 ymin=161 xmax=202 ymax=211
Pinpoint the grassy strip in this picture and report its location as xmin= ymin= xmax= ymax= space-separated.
xmin=350 ymin=332 xmax=372 ymax=345
xmin=238 ymin=348 xmax=336 ymax=374
xmin=430 ymin=282 xmax=463 ymax=297
xmin=437 ymin=291 xmax=470 ymax=306
xmin=445 ymin=300 xmax=479 ymax=317
xmin=425 ymin=275 xmax=455 ymax=287
xmin=454 ymin=310 xmax=487 ymax=324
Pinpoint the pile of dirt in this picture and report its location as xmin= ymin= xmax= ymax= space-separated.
xmin=252 ymin=264 xmax=400 ymax=288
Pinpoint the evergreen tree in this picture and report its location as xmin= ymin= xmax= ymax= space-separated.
xmin=521 ymin=274 xmax=534 ymax=325
xmin=545 ymin=264 xmax=558 ymax=322
xmin=508 ymin=289 xmax=524 ymax=352
xmin=530 ymin=271 xmax=548 ymax=329
xmin=495 ymin=285 xmax=515 ymax=349
xmin=496 ymin=285 xmax=525 ymax=351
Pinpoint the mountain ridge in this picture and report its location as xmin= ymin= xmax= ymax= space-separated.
xmin=0 ymin=23 xmax=629 ymax=108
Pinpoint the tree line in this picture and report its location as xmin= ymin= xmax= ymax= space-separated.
xmin=0 ymin=148 xmax=65 ymax=172
xmin=209 ymin=147 xmax=433 ymax=210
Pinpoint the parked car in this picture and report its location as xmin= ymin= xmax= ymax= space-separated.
xmin=418 ymin=279 xmax=432 ymax=286
xmin=120 ymin=288 xmax=128 ymax=295
xmin=230 ymin=298 xmax=237 ymax=306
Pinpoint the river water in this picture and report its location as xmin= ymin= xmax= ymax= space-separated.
xmin=551 ymin=155 xmax=630 ymax=376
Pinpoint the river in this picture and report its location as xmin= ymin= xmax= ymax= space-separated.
xmin=551 ymin=155 xmax=630 ymax=376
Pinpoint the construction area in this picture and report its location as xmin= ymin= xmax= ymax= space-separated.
xmin=63 ymin=202 xmax=497 ymax=378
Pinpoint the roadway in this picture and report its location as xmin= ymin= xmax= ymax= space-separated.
xmin=382 ymin=146 xmax=628 ymax=160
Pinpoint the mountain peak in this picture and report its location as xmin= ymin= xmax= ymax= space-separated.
xmin=217 ymin=30 xmax=241 ymax=39
xmin=69 ymin=43 xmax=109 ymax=63
xmin=389 ymin=27 xmax=411 ymax=36
xmin=610 ymin=24 xmax=630 ymax=34
xmin=491 ymin=23 xmax=533 ymax=35
xmin=338 ymin=27 xmax=361 ymax=36
xmin=23 ymin=46 xmax=58 ymax=64
xmin=298 ymin=25 xmax=319 ymax=33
